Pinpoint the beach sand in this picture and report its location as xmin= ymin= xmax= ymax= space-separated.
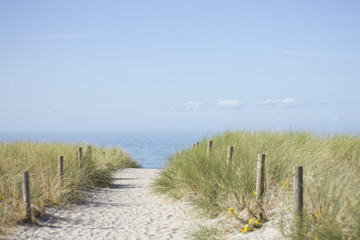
xmin=10 ymin=168 xmax=285 ymax=240
xmin=11 ymin=169 xmax=195 ymax=240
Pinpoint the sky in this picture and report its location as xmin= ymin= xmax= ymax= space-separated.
xmin=0 ymin=1 xmax=360 ymax=133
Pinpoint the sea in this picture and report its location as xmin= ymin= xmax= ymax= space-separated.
xmin=0 ymin=131 xmax=215 ymax=169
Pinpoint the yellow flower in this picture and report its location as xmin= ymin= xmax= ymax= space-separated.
xmin=249 ymin=218 xmax=253 ymax=224
xmin=228 ymin=207 xmax=236 ymax=215
xmin=253 ymin=191 xmax=256 ymax=195
xmin=255 ymin=220 xmax=259 ymax=225
xmin=243 ymin=199 xmax=247 ymax=202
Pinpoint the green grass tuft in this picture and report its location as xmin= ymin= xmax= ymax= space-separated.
xmin=154 ymin=130 xmax=360 ymax=239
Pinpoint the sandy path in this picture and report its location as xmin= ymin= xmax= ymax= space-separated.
xmin=12 ymin=169 xmax=195 ymax=240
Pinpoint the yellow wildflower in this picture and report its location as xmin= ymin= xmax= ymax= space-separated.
xmin=253 ymin=191 xmax=256 ymax=195
xmin=228 ymin=207 xmax=236 ymax=215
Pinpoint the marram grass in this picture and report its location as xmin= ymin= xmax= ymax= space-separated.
xmin=154 ymin=130 xmax=360 ymax=239
xmin=0 ymin=141 xmax=140 ymax=234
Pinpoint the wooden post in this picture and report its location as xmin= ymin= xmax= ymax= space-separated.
xmin=22 ymin=171 xmax=31 ymax=222
xmin=87 ymin=145 xmax=92 ymax=159
xmin=256 ymin=154 xmax=266 ymax=201
xmin=58 ymin=156 xmax=64 ymax=187
xmin=207 ymin=140 xmax=213 ymax=160
xmin=226 ymin=146 xmax=234 ymax=166
xmin=78 ymin=147 xmax=83 ymax=167
xmin=293 ymin=166 xmax=304 ymax=229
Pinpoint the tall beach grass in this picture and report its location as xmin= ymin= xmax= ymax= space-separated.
xmin=154 ymin=130 xmax=360 ymax=239
xmin=0 ymin=141 xmax=140 ymax=234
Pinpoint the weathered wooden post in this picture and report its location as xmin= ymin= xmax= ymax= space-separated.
xmin=87 ymin=145 xmax=92 ymax=159
xmin=22 ymin=171 xmax=31 ymax=222
xmin=293 ymin=166 xmax=304 ymax=232
xmin=256 ymin=154 xmax=266 ymax=201
xmin=58 ymin=156 xmax=64 ymax=187
xmin=207 ymin=140 xmax=213 ymax=160
xmin=226 ymin=146 xmax=234 ymax=166
xmin=78 ymin=147 xmax=83 ymax=167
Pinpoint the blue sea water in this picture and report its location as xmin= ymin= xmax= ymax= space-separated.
xmin=0 ymin=131 xmax=213 ymax=169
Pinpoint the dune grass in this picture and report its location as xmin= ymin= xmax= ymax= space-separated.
xmin=154 ymin=130 xmax=360 ymax=239
xmin=0 ymin=141 xmax=140 ymax=234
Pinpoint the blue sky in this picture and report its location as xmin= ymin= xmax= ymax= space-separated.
xmin=0 ymin=1 xmax=359 ymax=132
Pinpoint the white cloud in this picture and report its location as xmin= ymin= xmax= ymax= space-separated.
xmin=216 ymin=100 xmax=244 ymax=110
xmin=183 ymin=101 xmax=204 ymax=110
xmin=260 ymin=98 xmax=302 ymax=108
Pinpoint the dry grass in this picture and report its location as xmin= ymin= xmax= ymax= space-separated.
xmin=0 ymin=141 xmax=140 ymax=234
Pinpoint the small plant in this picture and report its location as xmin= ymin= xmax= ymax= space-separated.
xmin=240 ymin=217 xmax=261 ymax=234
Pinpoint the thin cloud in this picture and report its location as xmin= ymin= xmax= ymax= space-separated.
xmin=307 ymin=16 xmax=360 ymax=21
xmin=260 ymin=98 xmax=303 ymax=108
xmin=217 ymin=46 xmax=339 ymax=59
xmin=317 ymin=100 xmax=358 ymax=106
xmin=25 ymin=33 xmax=133 ymax=39
xmin=183 ymin=101 xmax=205 ymax=111
xmin=216 ymin=100 xmax=245 ymax=110
xmin=269 ymin=49 xmax=337 ymax=59
xmin=25 ymin=31 xmax=239 ymax=40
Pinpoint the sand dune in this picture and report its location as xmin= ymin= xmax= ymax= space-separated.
xmin=11 ymin=168 xmax=284 ymax=240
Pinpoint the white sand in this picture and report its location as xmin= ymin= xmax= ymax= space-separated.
xmin=11 ymin=169 xmax=195 ymax=240
xmin=10 ymin=168 xmax=286 ymax=240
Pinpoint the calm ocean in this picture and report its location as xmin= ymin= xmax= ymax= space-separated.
xmin=0 ymin=131 xmax=214 ymax=169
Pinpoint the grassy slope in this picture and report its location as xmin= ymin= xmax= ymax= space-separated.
xmin=154 ymin=130 xmax=360 ymax=239
xmin=0 ymin=141 xmax=140 ymax=234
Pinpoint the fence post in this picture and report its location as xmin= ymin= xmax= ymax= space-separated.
xmin=207 ymin=140 xmax=213 ymax=160
xmin=226 ymin=146 xmax=234 ymax=166
xmin=22 ymin=171 xmax=31 ymax=223
xmin=293 ymin=166 xmax=304 ymax=232
xmin=87 ymin=145 xmax=92 ymax=159
xmin=58 ymin=156 xmax=64 ymax=187
xmin=78 ymin=147 xmax=83 ymax=167
xmin=256 ymin=154 xmax=266 ymax=201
